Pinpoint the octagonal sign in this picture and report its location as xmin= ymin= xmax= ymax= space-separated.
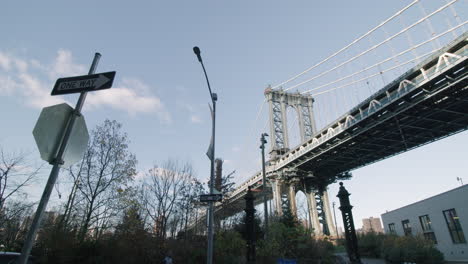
xmin=33 ymin=103 xmax=89 ymax=168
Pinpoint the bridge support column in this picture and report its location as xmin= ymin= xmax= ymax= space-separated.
xmin=321 ymin=190 xmax=337 ymax=237
xmin=287 ymin=184 xmax=297 ymax=217
xmin=272 ymin=179 xmax=283 ymax=216
xmin=306 ymin=190 xmax=322 ymax=236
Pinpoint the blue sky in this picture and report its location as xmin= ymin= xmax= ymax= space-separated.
xmin=1 ymin=0 xmax=467 ymax=230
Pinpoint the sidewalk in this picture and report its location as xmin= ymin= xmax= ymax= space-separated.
xmin=334 ymin=253 xmax=386 ymax=264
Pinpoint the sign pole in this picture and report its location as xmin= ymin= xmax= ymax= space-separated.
xmin=18 ymin=53 xmax=101 ymax=264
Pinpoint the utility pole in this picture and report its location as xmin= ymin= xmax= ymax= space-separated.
xmin=260 ymin=133 xmax=269 ymax=236
xmin=193 ymin=46 xmax=217 ymax=264
xmin=332 ymin=201 xmax=339 ymax=238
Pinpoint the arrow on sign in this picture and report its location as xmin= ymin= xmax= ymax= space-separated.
xmin=51 ymin=71 xmax=116 ymax=95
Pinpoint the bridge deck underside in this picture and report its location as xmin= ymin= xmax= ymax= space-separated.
xmin=214 ymin=191 xmax=273 ymax=219
xmin=295 ymin=58 xmax=468 ymax=177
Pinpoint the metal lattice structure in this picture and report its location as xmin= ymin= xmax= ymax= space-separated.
xmin=265 ymin=88 xmax=316 ymax=158
xmin=315 ymin=192 xmax=330 ymax=235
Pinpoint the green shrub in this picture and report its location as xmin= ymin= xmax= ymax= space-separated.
xmin=214 ymin=230 xmax=245 ymax=264
xmin=381 ymin=235 xmax=444 ymax=264
xmin=257 ymin=222 xmax=334 ymax=263
xmin=356 ymin=232 xmax=444 ymax=263
xmin=358 ymin=231 xmax=385 ymax=258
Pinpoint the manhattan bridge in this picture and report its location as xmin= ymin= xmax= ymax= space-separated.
xmin=195 ymin=0 xmax=467 ymax=237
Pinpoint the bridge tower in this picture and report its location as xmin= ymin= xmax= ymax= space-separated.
xmin=265 ymin=87 xmax=336 ymax=237
xmin=264 ymin=87 xmax=316 ymax=158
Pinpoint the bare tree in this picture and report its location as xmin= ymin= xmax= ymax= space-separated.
xmin=176 ymin=178 xmax=204 ymax=238
xmin=0 ymin=148 xmax=41 ymax=212
xmin=209 ymin=159 xmax=236 ymax=230
xmin=142 ymin=160 xmax=194 ymax=239
xmin=0 ymin=200 xmax=34 ymax=250
xmin=66 ymin=120 xmax=137 ymax=241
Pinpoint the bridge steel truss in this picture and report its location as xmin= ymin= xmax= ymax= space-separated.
xmin=197 ymin=33 xmax=468 ymax=238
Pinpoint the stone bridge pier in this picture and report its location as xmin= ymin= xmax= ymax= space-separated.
xmin=271 ymin=175 xmax=337 ymax=237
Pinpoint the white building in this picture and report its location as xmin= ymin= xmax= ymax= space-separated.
xmin=381 ymin=185 xmax=468 ymax=262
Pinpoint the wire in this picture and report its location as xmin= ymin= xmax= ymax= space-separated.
xmin=447 ymin=0 xmax=466 ymax=32
xmin=271 ymin=0 xmax=419 ymax=89
xmin=418 ymin=0 xmax=442 ymax=49
xmin=284 ymin=0 xmax=460 ymax=92
xmin=301 ymin=21 xmax=467 ymax=94
xmin=310 ymin=48 xmax=439 ymax=97
xmin=243 ymin=99 xmax=267 ymax=150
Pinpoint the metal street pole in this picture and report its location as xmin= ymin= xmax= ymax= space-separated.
xmin=193 ymin=46 xmax=216 ymax=264
xmin=18 ymin=53 xmax=101 ymax=264
xmin=260 ymin=133 xmax=268 ymax=237
xmin=207 ymin=94 xmax=217 ymax=264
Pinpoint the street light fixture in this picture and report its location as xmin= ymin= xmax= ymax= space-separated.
xmin=193 ymin=46 xmax=217 ymax=264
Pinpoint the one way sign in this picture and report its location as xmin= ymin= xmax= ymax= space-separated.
xmin=51 ymin=71 xmax=116 ymax=95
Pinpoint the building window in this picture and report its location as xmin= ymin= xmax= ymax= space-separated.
xmin=402 ymin=220 xmax=412 ymax=236
xmin=443 ymin=209 xmax=466 ymax=244
xmin=388 ymin=223 xmax=396 ymax=234
xmin=424 ymin=232 xmax=438 ymax=244
xmin=419 ymin=215 xmax=432 ymax=231
xmin=419 ymin=215 xmax=437 ymax=244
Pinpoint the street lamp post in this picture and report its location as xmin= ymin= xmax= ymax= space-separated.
xmin=260 ymin=133 xmax=269 ymax=237
xmin=193 ymin=46 xmax=217 ymax=264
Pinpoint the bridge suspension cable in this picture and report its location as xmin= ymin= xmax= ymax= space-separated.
xmin=282 ymin=0 xmax=461 ymax=92
xmin=310 ymin=49 xmax=439 ymax=97
xmin=301 ymin=21 xmax=467 ymax=94
xmin=271 ymin=0 xmax=419 ymax=90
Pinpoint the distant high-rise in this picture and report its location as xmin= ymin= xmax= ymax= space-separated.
xmin=362 ymin=217 xmax=383 ymax=233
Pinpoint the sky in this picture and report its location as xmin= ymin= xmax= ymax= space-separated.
xmin=1 ymin=0 xmax=467 ymax=231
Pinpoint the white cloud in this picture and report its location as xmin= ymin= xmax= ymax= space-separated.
xmin=134 ymin=170 xmax=147 ymax=181
xmin=17 ymin=73 xmax=67 ymax=108
xmin=14 ymin=58 xmax=28 ymax=73
xmin=0 ymin=75 xmax=15 ymax=95
xmin=177 ymin=101 xmax=204 ymax=124
xmin=122 ymin=78 xmax=152 ymax=94
xmin=87 ymin=87 xmax=171 ymax=122
xmin=190 ymin=115 xmax=202 ymax=123
xmin=0 ymin=52 xmax=12 ymax=71
xmin=48 ymin=49 xmax=86 ymax=80
xmin=0 ymin=49 xmax=171 ymax=120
